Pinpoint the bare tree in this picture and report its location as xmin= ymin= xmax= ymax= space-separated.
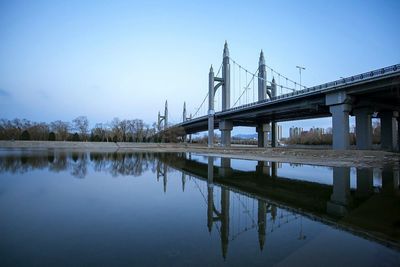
xmin=91 ymin=123 xmax=107 ymax=142
xmin=28 ymin=122 xmax=49 ymax=140
xmin=73 ymin=116 xmax=89 ymax=141
xmin=111 ymin=117 xmax=123 ymax=142
xmin=50 ymin=120 xmax=70 ymax=141
xmin=119 ymin=119 xmax=129 ymax=142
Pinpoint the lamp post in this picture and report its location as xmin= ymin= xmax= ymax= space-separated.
xmin=296 ymin=66 xmax=305 ymax=89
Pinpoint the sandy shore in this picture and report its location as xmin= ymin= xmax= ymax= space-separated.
xmin=0 ymin=140 xmax=399 ymax=168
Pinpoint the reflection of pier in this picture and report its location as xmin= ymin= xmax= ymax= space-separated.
xmin=157 ymin=153 xmax=400 ymax=254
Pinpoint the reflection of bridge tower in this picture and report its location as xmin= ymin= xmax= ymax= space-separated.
xmin=182 ymin=173 xmax=186 ymax=192
xmin=207 ymin=156 xmax=230 ymax=259
xmin=220 ymin=188 xmax=230 ymax=259
xmin=156 ymin=160 xmax=168 ymax=193
xmin=257 ymin=200 xmax=267 ymax=250
xmin=207 ymin=186 xmax=230 ymax=259
xmin=257 ymin=201 xmax=277 ymax=251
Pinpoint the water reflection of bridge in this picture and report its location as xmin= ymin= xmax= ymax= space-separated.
xmin=157 ymin=153 xmax=400 ymax=256
xmin=0 ymin=150 xmax=399 ymax=258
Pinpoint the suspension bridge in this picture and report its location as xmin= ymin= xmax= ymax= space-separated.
xmin=157 ymin=42 xmax=400 ymax=151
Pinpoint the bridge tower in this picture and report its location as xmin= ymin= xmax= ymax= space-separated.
xmin=271 ymin=78 xmax=278 ymax=147
xmin=182 ymin=102 xmax=187 ymax=122
xmin=182 ymin=102 xmax=189 ymax=142
xmin=220 ymin=42 xmax=233 ymax=147
xmin=157 ymin=100 xmax=168 ymax=130
xmin=208 ymin=42 xmax=233 ymax=147
xmin=222 ymin=41 xmax=231 ymax=110
xmin=257 ymin=50 xmax=271 ymax=148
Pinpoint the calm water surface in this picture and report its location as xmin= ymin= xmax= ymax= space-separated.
xmin=0 ymin=149 xmax=399 ymax=266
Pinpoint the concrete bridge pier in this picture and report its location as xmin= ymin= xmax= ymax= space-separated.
xmin=219 ymin=120 xmax=233 ymax=147
xmin=326 ymin=92 xmax=352 ymax=150
xmin=327 ymin=167 xmax=351 ymax=216
xmin=356 ymin=168 xmax=374 ymax=197
xmin=354 ymin=107 xmax=373 ymax=150
xmin=257 ymin=124 xmax=270 ymax=148
xmin=379 ymin=111 xmax=399 ymax=151
xmin=271 ymin=122 xmax=277 ymax=147
xmin=398 ymin=117 xmax=400 ymax=151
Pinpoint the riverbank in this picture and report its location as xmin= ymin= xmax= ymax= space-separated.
xmin=0 ymin=140 xmax=399 ymax=168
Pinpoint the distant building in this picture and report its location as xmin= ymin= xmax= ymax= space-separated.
xmin=277 ymin=125 xmax=282 ymax=140
xmin=289 ymin=126 xmax=303 ymax=138
xmin=310 ymin=127 xmax=325 ymax=135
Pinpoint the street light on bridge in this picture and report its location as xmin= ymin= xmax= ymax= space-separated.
xmin=296 ymin=65 xmax=306 ymax=89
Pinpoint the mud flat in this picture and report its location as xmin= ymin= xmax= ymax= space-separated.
xmin=0 ymin=140 xmax=399 ymax=168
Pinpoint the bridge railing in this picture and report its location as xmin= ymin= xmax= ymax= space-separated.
xmin=218 ymin=63 xmax=400 ymax=114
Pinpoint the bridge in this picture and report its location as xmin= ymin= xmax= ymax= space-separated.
xmin=157 ymin=42 xmax=400 ymax=151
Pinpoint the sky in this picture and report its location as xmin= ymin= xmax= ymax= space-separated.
xmin=0 ymin=0 xmax=399 ymax=136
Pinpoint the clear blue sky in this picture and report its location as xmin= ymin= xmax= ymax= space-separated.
xmin=1 ymin=0 xmax=399 ymax=135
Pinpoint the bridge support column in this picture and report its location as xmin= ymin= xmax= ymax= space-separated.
xmin=354 ymin=107 xmax=373 ymax=150
xmin=379 ymin=111 xmax=398 ymax=151
xmin=329 ymin=104 xmax=351 ymax=150
xmin=257 ymin=124 xmax=270 ymax=148
xmin=219 ymin=120 xmax=233 ymax=147
xmin=327 ymin=167 xmax=351 ymax=216
xmin=398 ymin=117 xmax=400 ymax=152
xmin=271 ymin=122 xmax=277 ymax=147
xmin=326 ymin=92 xmax=352 ymax=150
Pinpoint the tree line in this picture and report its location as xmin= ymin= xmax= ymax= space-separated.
xmin=0 ymin=151 xmax=158 ymax=178
xmin=0 ymin=116 xmax=160 ymax=142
